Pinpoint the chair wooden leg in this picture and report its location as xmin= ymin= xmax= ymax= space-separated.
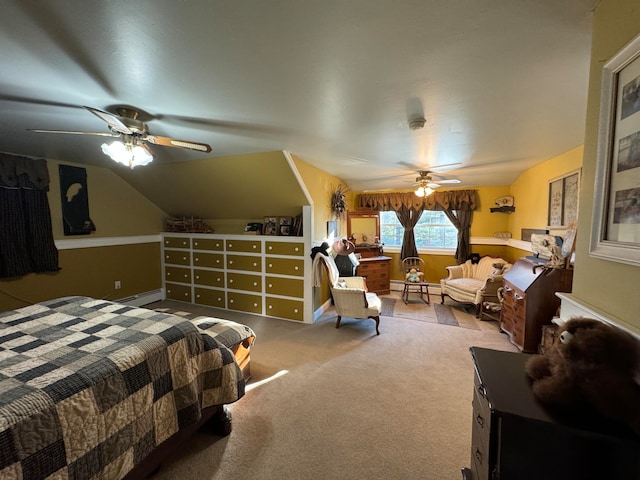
xmin=336 ymin=315 xmax=342 ymax=329
xmin=369 ymin=315 xmax=380 ymax=335
xmin=475 ymin=303 xmax=482 ymax=318
xmin=441 ymin=292 xmax=446 ymax=304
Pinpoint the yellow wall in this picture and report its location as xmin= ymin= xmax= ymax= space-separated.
xmin=508 ymin=146 xmax=583 ymax=240
xmin=49 ymin=159 xmax=167 ymax=239
xmin=571 ymin=0 xmax=640 ymax=328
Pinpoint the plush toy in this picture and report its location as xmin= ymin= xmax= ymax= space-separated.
xmin=405 ymin=267 xmax=423 ymax=283
xmin=525 ymin=317 xmax=640 ymax=434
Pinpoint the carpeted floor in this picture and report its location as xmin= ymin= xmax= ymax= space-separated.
xmin=379 ymin=291 xmax=486 ymax=331
xmin=147 ymin=292 xmax=516 ymax=480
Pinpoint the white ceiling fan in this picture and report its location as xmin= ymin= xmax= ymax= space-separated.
xmin=30 ymin=106 xmax=212 ymax=168
xmin=410 ymin=170 xmax=461 ymax=196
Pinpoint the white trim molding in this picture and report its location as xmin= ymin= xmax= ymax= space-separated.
xmin=55 ymin=235 xmax=161 ymax=250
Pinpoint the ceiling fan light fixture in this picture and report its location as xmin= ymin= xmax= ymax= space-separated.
xmin=408 ymin=117 xmax=426 ymax=130
xmin=101 ymin=140 xmax=153 ymax=169
xmin=414 ymin=184 xmax=433 ymax=197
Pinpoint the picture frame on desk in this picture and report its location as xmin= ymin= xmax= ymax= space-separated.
xmin=590 ymin=32 xmax=640 ymax=266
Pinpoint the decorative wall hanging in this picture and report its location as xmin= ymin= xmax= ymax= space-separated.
xmin=59 ymin=164 xmax=96 ymax=235
xmin=330 ymin=184 xmax=349 ymax=219
xmin=548 ymin=170 xmax=580 ymax=228
xmin=591 ymin=32 xmax=640 ymax=266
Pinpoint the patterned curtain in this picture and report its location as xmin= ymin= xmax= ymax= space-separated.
xmin=0 ymin=154 xmax=59 ymax=278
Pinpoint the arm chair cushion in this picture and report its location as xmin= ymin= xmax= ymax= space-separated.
xmin=440 ymin=256 xmax=512 ymax=315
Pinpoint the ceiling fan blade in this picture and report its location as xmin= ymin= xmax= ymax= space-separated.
xmin=434 ymin=179 xmax=461 ymax=184
xmin=29 ymin=129 xmax=119 ymax=138
xmin=84 ymin=106 xmax=132 ymax=135
xmin=145 ymin=135 xmax=212 ymax=153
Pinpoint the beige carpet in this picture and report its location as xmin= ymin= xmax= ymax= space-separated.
xmin=147 ymin=292 xmax=518 ymax=480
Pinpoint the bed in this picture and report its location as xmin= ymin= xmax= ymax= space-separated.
xmin=0 ymin=296 xmax=255 ymax=480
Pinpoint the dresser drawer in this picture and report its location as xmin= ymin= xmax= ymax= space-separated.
xmin=192 ymin=237 xmax=224 ymax=251
xmin=265 ymin=257 xmax=304 ymax=276
xmin=165 ymin=266 xmax=191 ymax=283
xmin=165 ymin=282 xmax=192 ymax=301
xmin=265 ymin=276 xmax=304 ymax=297
xmin=225 ymin=239 xmax=262 ymax=253
xmin=227 ymin=272 xmax=262 ymax=292
xmin=164 ymin=250 xmax=191 ymax=266
xmin=163 ymin=236 xmax=191 ymax=249
xmin=265 ymin=297 xmax=304 ymax=321
xmin=265 ymin=241 xmax=304 ymax=256
xmin=227 ymin=254 xmax=262 ymax=272
xmin=356 ymin=262 xmax=388 ymax=275
xmin=227 ymin=292 xmax=262 ymax=314
xmin=194 ymin=287 xmax=226 ymax=308
xmin=193 ymin=269 xmax=225 ymax=287
xmin=193 ymin=252 xmax=224 ymax=268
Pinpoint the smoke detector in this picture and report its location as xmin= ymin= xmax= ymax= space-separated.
xmin=408 ymin=117 xmax=426 ymax=130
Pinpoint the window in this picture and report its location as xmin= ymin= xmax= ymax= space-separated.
xmin=380 ymin=210 xmax=457 ymax=249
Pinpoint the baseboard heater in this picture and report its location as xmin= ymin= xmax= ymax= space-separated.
xmin=117 ymin=289 xmax=163 ymax=307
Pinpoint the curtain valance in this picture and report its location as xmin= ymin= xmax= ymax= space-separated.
xmin=358 ymin=190 xmax=478 ymax=211
xmin=0 ymin=154 xmax=50 ymax=190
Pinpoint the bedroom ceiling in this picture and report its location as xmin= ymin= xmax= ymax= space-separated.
xmin=0 ymin=0 xmax=598 ymax=192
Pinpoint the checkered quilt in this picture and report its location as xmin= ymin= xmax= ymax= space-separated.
xmin=0 ymin=296 xmax=252 ymax=480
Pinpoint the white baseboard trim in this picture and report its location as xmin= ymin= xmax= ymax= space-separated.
xmin=313 ymin=298 xmax=333 ymax=321
xmin=117 ymin=288 xmax=164 ymax=307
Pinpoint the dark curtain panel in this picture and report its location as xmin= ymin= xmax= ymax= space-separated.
xmin=396 ymin=206 xmax=422 ymax=259
xmin=0 ymin=154 xmax=59 ymax=278
xmin=443 ymin=208 xmax=473 ymax=264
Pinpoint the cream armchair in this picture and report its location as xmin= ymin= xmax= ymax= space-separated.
xmin=312 ymin=253 xmax=382 ymax=334
xmin=440 ymin=256 xmax=512 ymax=318
xmin=331 ymin=276 xmax=381 ymax=335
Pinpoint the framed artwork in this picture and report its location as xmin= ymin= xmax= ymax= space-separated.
xmin=590 ymin=33 xmax=640 ymax=266
xmin=279 ymin=225 xmax=291 ymax=236
xmin=263 ymin=216 xmax=278 ymax=235
xmin=547 ymin=170 xmax=581 ymax=228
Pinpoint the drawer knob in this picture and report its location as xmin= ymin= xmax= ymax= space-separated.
xmin=294 ymin=308 xmax=299 ymax=313
xmin=294 ymin=266 xmax=299 ymax=270
xmin=269 ymin=263 xmax=273 ymax=268
xmin=197 ymin=294 xmax=200 ymax=298
xmin=195 ymin=275 xmax=199 ymax=279
xmin=253 ymin=282 xmax=257 ymax=286
xmin=229 ymin=279 xmax=234 ymax=283
xmin=253 ymin=303 xmax=258 ymax=307
xmin=476 ymin=384 xmax=487 ymax=398
xmin=269 ymin=305 xmax=273 ymax=309
xmin=475 ymin=414 xmax=484 ymax=427
xmin=229 ymin=260 xmax=234 ymax=265
xmin=184 ymin=293 xmax=188 ymax=297
xmin=253 ymin=262 xmax=257 ymax=267
xmin=294 ymin=247 xmax=299 ymax=252
xmin=268 ymin=246 xmax=272 ymax=250
xmin=268 ymin=283 xmax=272 ymax=288
xmin=253 ymin=245 xmax=257 ymax=249
xmin=167 ymin=272 xmax=171 ymax=276
xmin=183 ymin=257 xmax=187 ymax=261
xmin=230 ymin=299 xmax=234 ymax=303
xmin=229 ymin=243 xmax=233 ymax=248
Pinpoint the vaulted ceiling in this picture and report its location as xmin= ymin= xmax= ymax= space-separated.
xmin=0 ymin=0 xmax=597 ymax=194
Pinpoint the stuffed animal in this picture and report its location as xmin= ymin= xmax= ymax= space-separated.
xmin=525 ymin=317 xmax=640 ymax=434
xmin=405 ymin=267 xmax=423 ymax=283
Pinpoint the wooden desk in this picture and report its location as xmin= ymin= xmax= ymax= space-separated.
xmin=355 ymin=256 xmax=391 ymax=295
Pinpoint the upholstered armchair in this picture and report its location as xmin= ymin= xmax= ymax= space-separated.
xmin=331 ymin=276 xmax=381 ymax=335
xmin=440 ymin=256 xmax=512 ymax=318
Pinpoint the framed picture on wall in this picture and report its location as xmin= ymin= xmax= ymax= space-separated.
xmin=590 ymin=32 xmax=640 ymax=266
xmin=547 ymin=169 xmax=581 ymax=228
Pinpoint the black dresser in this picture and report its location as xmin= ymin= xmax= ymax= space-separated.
xmin=463 ymin=347 xmax=640 ymax=480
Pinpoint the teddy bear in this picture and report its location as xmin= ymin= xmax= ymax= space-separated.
xmin=525 ymin=317 xmax=640 ymax=434
xmin=405 ymin=267 xmax=423 ymax=283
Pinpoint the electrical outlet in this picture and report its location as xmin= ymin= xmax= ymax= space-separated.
xmin=115 ymin=280 xmax=121 ymax=290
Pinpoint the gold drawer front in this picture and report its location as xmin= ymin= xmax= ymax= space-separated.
xmin=166 ymin=282 xmax=192 ymax=301
xmin=192 ymin=238 xmax=224 ymax=251
xmin=266 ymin=297 xmax=304 ymax=321
xmin=164 ymin=237 xmax=191 ymax=249
xmin=265 ymin=276 xmax=304 ymax=297
xmin=227 ymin=272 xmax=262 ymax=292
xmin=265 ymin=257 xmax=304 ymax=276
xmin=227 ymin=292 xmax=262 ymax=314
xmin=225 ymin=239 xmax=262 ymax=253
xmin=165 ymin=266 xmax=191 ymax=283
xmin=193 ymin=269 xmax=225 ymax=287
xmin=164 ymin=250 xmax=191 ymax=266
xmin=265 ymin=241 xmax=304 ymax=256
xmin=193 ymin=252 xmax=224 ymax=268
xmin=227 ymin=255 xmax=262 ymax=272
xmin=194 ymin=287 xmax=226 ymax=308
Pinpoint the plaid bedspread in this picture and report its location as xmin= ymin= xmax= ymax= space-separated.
xmin=0 ymin=296 xmax=253 ymax=480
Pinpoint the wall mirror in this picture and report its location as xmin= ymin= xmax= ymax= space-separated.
xmin=347 ymin=210 xmax=380 ymax=245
